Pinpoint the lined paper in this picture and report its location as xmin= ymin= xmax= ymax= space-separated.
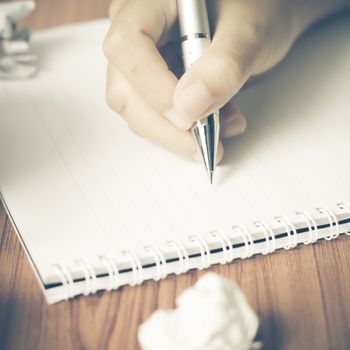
xmin=0 ymin=16 xmax=350 ymax=284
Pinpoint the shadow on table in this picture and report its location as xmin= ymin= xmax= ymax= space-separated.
xmin=257 ymin=311 xmax=285 ymax=350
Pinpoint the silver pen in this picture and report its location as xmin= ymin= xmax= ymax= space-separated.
xmin=177 ymin=0 xmax=220 ymax=184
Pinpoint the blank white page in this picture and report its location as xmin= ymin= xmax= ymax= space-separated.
xmin=0 ymin=17 xmax=350 ymax=289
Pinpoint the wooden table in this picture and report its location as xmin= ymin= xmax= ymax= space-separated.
xmin=1 ymin=1 xmax=350 ymax=349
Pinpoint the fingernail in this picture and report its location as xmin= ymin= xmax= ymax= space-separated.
xmin=177 ymin=81 xmax=213 ymax=120
xmin=222 ymin=114 xmax=246 ymax=139
xmin=164 ymin=108 xmax=193 ymax=130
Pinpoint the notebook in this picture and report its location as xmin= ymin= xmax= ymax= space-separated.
xmin=1 ymin=16 xmax=350 ymax=304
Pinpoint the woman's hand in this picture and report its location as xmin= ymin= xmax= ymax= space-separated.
xmin=104 ymin=0 xmax=349 ymax=162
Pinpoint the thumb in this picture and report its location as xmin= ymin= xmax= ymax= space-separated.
xmin=167 ymin=16 xmax=261 ymax=129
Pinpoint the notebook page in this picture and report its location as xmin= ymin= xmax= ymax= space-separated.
xmin=0 ymin=17 xmax=350 ymax=284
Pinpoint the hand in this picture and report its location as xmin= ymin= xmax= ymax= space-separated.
xmin=104 ymin=0 xmax=349 ymax=162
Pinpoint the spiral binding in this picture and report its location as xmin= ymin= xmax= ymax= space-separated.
xmin=337 ymin=202 xmax=350 ymax=236
xmin=295 ymin=210 xmax=316 ymax=244
xmin=317 ymin=206 xmax=339 ymax=240
xmin=76 ymin=258 xmax=97 ymax=296
xmin=167 ymin=240 xmax=190 ymax=274
xmin=51 ymin=203 xmax=350 ymax=300
xmin=189 ymin=234 xmax=212 ymax=269
xmin=232 ymin=225 xmax=254 ymax=259
xmin=210 ymin=230 xmax=234 ymax=264
xmin=122 ymin=249 xmax=143 ymax=286
xmin=99 ymin=255 xmax=120 ymax=291
xmin=254 ymin=221 xmax=276 ymax=255
xmin=275 ymin=215 xmax=298 ymax=249
xmin=145 ymin=245 xmax=167 ymax=281
xmin=53 ymin=263 xmax=75 ymax=300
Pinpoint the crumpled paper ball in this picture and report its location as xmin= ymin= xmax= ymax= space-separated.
xmin=0 ymin=0 xmax=36 ymax=79
xmin=138 ymin=273 xmax=260 ymax=350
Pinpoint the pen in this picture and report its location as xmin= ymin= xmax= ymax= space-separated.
xmin=177 ymin=0 xmax=220 ymax=184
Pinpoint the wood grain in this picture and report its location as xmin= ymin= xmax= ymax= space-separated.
xmin=1 ymin=1 xmax=350 ymax=349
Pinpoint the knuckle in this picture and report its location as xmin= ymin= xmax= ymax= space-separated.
xmin=127 ymin=120 xmax=144 ymax=138
xmin=103 ymin=30 xmax=124 ymax=60
xmin=242 ymin=18 xmax=264 ymax=44
xmin=106 ymin=80 xmax=129 ymax=116
xmin=103 ymin=17 xmax=135 ymax=59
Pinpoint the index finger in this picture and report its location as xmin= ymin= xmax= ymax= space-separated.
xmin=103 ymin=0 xmax=179 ymax=116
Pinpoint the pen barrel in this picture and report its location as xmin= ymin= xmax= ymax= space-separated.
xmin=177 ymin=0 xmax=211 ymax=72
xmin=177 ymin=0 xmax=210 ymax=38
xmin=181 ymin=36 xmax=210 ymax=70
xmin=177 ymin=0 xmax=220 ymax=177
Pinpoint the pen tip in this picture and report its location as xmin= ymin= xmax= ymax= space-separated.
xmin=209 ymin=171 xmax=214 ymax=185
